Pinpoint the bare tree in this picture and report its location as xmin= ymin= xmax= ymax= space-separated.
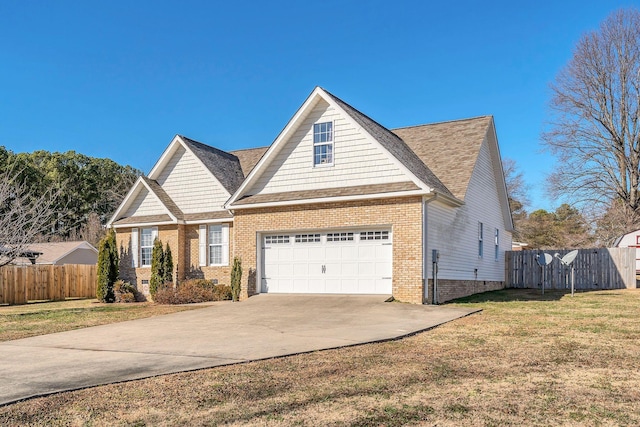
xmin=0 ymin=167 xmax=59 ymax=266
xmin=503 ymin=158 xmax=530 ymax=241
xmin=544 ymin=9 xmax=640 ymax=214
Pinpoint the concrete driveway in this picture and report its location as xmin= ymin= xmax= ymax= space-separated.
xmin=0 ymin=294 xmax=479 ymax=406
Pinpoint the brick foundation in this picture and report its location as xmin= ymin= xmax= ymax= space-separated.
xmin=427 ymin=278 xmax=504 ymax=303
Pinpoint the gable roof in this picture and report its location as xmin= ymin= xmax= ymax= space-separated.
xmin=226 ymin=87 xmax=462 ymax=209
xmin=180 ymin=136 xmax=246 ymax=195
xmin=140 ymin=176 xmax=183 ymax=219
xmin=24 ymin=241 xmax=97 ymax=264
xmin=324 ymin=90 xmax=452 ymax=198
xmin=229 ymin=146 xmax=269 ymax=177
xmin=392 ymin=116 xmax=493 ymax=200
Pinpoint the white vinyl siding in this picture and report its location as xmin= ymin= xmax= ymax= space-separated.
xmin=155 ymin=145 xmax=230 ymax=214
xmin=199 ymin=224 xmax=229 ymax=266
xmin=123 ymin=188 xmax=165 ymax=217
xmin=247 ymin=99 xmax=407 ymax=195
xmin=426 ymin=137 xmax=511 ymax=283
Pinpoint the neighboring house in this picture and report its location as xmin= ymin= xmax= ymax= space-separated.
xmin=108 ymin=87 xmax=513 ymax=303
xmin=511 ymin=242 xmax=529 ymax=251
xmin=613 ymin=230 xmax=640 ymax=273
xmin=12 ymin=241 xmax=98 ymax=265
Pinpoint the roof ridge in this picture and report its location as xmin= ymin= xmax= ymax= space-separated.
xmin=179 ymin=135 xmax=239 ymax=161
xmin=229 ymin=146 xmax=270 ymax=153
xmin=392 ymin=115 xmax=493 ymax=131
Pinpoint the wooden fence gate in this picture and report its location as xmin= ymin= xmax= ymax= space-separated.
xmin=0 ymin=264 xmax=97 ymax=305
xmin=506 ymin=248 xmax=636 ymax=290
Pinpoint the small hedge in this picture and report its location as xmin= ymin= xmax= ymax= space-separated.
xmin=113 ymin=280 xmax=140 ymax=303
xmin=153 ymin=279 xmax=232 ymax=304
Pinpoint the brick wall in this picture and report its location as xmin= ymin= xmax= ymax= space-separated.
xmin=114 ymin=222 xmax=234 ymax=292
xmin=427 ymin=278 xmax=504 ymax=303
xmin=234 ymin=196 xmax=424 ymax=304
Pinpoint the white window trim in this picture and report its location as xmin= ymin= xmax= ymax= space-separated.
xmin=313 ymin=121 xmax=334 ymax=167
xmin=199 ymin=223 xmax=229 ymax=267
xmin=494 ymin=228 xmax=499 ymax=261
xmin=140 ymin=227 xmax=158 ymax=268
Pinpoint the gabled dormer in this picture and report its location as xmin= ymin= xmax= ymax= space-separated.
xmin=226 ymin=87 xmax=459 ymax=209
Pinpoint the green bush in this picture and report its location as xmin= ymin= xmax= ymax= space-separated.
xmin=163 ymin=243 xmax=174 ymax=284
xmin=96 ymin=229 xmax=118 ymax=303
xmin=230 ymin=257 xmax=242 ymax=302
xmin=149 ymin=238 xmax=164 ymax=297
xmin=113 ymin=280 xmax=137 ymax=303
xmin=153 ymin=279 xmax=232 ymax=304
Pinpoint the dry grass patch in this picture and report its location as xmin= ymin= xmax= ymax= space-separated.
xmin=2 ymin=289 xmax=640 ymax=425
xmin=0 ymin=299 xmax=200 ymax=342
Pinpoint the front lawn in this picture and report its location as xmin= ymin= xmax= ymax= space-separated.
xmin=2 ymin=288 xmax=640 ymax=425
xmin=0 ymin=299 xmax=201 ymax=342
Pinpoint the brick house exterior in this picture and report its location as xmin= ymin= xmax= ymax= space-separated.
xmin=109 ymin=87 xmax=513 ymax=303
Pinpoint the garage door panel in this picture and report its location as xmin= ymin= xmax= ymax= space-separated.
xmin=262 ymin=230 xmax=392 ymax=295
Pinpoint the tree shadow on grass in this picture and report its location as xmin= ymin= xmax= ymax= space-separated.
xmin=447 ymin=288 xmax=572 ymax=304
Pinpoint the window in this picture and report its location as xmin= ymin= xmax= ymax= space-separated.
xmin=313 ymin=121 xmax=333 ymax=166
xmin=327 ymin=232 xmax=354 ymax=242
xmin=360 ymin=231 xmax=389 ymax=241
xmin=140 ymin=228 xmax=154 ymax=267
xmin=209 ymin=225 xmax=224 ymax=265
xmin=478 ymin=222 xmax=484 ymax=258
xmin=295 ymin=234 xmax=321 ymax=243
xmin=265 ymin=235 xmax=290 ymax=244
xmin=494 ymin=228 xmax=499 ymax=261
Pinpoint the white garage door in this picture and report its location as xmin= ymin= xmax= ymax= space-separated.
xmin=261 ymin=230 xmax=392 ymax=294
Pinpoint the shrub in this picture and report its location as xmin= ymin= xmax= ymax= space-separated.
xmin=153 ymin=279 xmax=232 ymax=304
xmin=96 ymin=229 xmax=118 ymax=303
xmin=149 ymin=238 xmax=164 ymax=297
xmin=163 ymin=243 xmax=173 ymax=284
xmin=113 ymin=280 xmax=137 ymax=303
xmin=230 ymin=257 xmax=242 ymax=302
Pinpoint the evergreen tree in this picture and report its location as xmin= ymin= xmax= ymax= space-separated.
xmin=149 ymin=238 xmax=164 ymax=297
xmin=230 ymin=257 xmax=242 ymax=302
xmin=96 ymin=229 xmax=118 ymax=303
xmin=163 ymin=242 xmax=173 ymax=284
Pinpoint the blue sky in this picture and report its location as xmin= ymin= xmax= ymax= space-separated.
xmin=1 ymin=1 xmax=637 ymax=211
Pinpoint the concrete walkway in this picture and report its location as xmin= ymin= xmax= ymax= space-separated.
xmin=0 ymin=295 xmax=479 ymax=406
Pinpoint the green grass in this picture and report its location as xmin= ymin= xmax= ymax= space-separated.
xmin=0 ymin=299 xmax=200 ymax=341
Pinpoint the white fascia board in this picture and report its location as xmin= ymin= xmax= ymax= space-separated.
xmin=320 ymin=91 xmax=433 ymax=194
xmin=112 ymin=220 xmax=175 ymax=229
xmin=107 ymin=176 xmax=146 ymax=227
xmin=228 ymin=189 xmax=430 ymax=210
xmin=225 ymin=87 xmax=324 ymax=208
xmin=148 ymin=135 xmax=183 ymax=179
xmin=183 ymin=217 xmax=234 ymax=225
xmin=139 ymin=178 xmax=179 ymax=222
xmin=486 ymin=118 xmax=515 ymax=232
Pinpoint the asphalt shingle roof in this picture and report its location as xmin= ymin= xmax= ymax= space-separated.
xmin=323 ymin=89 xmax=453 ymax=198
xmin=392 ymin=116 xmax=492 ymax=200
xmin=180 ymin=136 xmax=246 ymax=194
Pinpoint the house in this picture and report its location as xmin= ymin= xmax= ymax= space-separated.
xmin=12 ymin=241 xmax=98 ymax=265
xmin=108 ymin=87 xmax=513 ymax=303
xmin=613 ymin=230 xmax=640 ymax=273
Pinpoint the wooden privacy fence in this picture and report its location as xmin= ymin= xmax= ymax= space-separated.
xmin=506 ymin=248 xmax=636 ymax=290
xmin=0 ymin=264 xmax=97 ymax=305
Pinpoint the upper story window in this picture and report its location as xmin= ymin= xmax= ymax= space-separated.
xmin=313 ymin=121 xmax=333 ymax=166
xmin=140 ymin=228 xmax=155 ymax=267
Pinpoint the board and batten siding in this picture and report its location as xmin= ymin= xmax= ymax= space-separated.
xmin=426 ymin=137 xmax=511 ymax=282
xmin=248 ymin=99 xmax=408 ymax=195
xmin=155 ymin=145 xmax=230 ymax=213
xmin=123 ymin=187 xmax=166 ymax=217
